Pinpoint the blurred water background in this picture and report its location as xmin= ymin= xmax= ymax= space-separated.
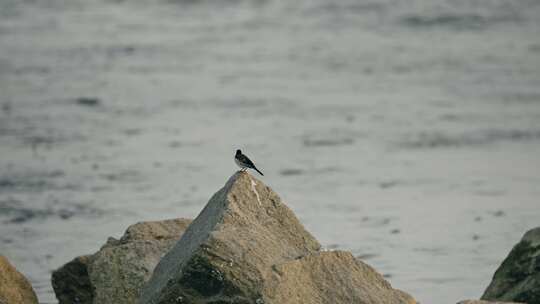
xmin=1 ymin=0 xmax=540 ymax=303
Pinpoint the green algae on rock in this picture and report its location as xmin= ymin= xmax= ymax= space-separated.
xmin=482 ymin=227 xmax=540 ymax=303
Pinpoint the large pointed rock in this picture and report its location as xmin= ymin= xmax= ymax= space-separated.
xmin=52 ymin=218 xmax=192 ymax=304
xmin=138 ymin=172 xmax=415 ymax=304
xmin=138 ymin=172 xmax=321 ymax=304
xmin=481 ymin=227 xmax=540 ymax=303
xmin=0 ymin=255 xmax=38 ymax=304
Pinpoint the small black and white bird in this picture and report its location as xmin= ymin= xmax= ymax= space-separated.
xmin=235 ymin=149 xmax=264 ymax=176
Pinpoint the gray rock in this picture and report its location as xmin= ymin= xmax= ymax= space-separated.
xmin=0 ymin=255 xmax=38 ymax=304
xmin=52 ymin=218 xmax=192 ymax=304
xmin=138 ymin=172 xmax=415 ymax=304
xmin=481 ymin=227 xmax=540 ymax=303
xmin=51 ymin=255 xmax=93 ymax=304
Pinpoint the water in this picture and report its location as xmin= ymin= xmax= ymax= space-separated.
xmin=1 ymin=0 xmax=539 ymax=303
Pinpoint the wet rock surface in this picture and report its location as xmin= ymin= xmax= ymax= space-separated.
xmin=52 ymin=218 xmax=192 ymax=304
xmin=481 ymin=227 xmax=540 ymax=303
xmin=0 ymin=255 xmax=38 ymax=304
xmin=138 ymin=172 xmax=415 ymax=304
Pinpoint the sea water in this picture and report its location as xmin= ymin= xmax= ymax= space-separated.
xmin=1 ymin=0 xmax=540 ymax=303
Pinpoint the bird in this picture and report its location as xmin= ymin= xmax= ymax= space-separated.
xmin=235 ymin=149 xmax=264 ymax=176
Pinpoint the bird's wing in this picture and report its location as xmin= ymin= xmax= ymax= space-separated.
xmin=238 ymin=154 xmax=255 ymax=167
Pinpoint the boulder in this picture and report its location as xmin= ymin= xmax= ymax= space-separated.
xmin=52 ymin=218 xmax=192 ymax=304
xmin=138 ymin=172 xmax=415 ymax=304
xmin=0 ymin=255 xmax=38 ymax=304
xmin=481 ymin=227 xmax=540 ymax=303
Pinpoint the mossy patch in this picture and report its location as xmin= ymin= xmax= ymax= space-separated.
xmin=482 ymin=239 xmax=540 ymax=302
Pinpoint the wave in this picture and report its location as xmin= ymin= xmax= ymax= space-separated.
xmin=398 ymin=129 xmax=540 ymax=149
xmin=400 ymin=13 xmax=521 ymax=30
xmin=0 ymin=198 xmax=103 ymax=224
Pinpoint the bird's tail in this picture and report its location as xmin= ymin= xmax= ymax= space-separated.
xmin=254 ymin=167 xmax=264 ymax=176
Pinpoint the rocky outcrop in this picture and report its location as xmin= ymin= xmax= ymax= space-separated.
xmin=52 ymin=218 xmax=192 ymax=304
xmin=0 ymin=255 xmax=38 ymax=304
xmin=457 ymin=300 xmax=524 ymax=304
xmin=138 ymin=172 xmax=415 ymax=304
xmin=481 ymin=227 xmax=540 ymax=303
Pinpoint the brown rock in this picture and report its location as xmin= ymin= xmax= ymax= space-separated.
xmin=0 ymin=255 xmax=38 ymax=304
xmin=119 ymin=219 xmax=192 ymax=243
xmin=52 ymin=218 xmax=192 ymax=304
xmin=266 ymin=250 xmax=415 ymax=304
xmin=138 ymin=172 xmax=415 ymax=304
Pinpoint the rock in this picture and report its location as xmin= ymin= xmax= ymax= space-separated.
xmin=118 ymin=218 xmax=192 ymax=243
xmin=52 ymin=218 xmax=192 ymax=304
xmin=481 ymin=227 xmax=540 ymax=303
xmin=457 ymin=301 xmax=524 ymax=304
xmin=265 ymin=250 xmax=415 ymax=304
xmin=138 ymin=172 xmax=415 ymax=304
xmin=51 ymin=255 xmax=93 ymax=304
xmin=90 ymin=219 xmax=192 ymax=304
xmin=0 ymin=255 xmax=38 ymax=304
